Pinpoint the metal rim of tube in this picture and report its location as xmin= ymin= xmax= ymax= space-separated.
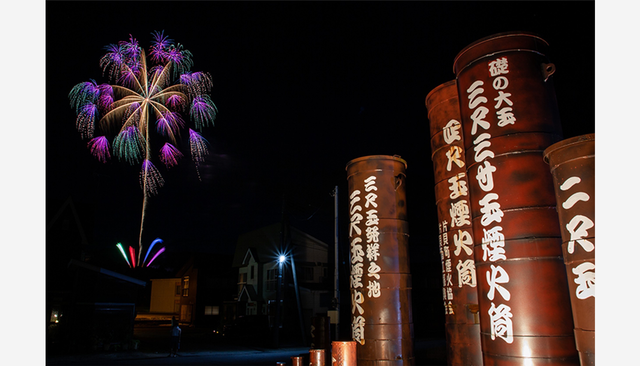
xmin=452 ymin=31 xmax=549 ymax=74
xmin=543 ymin=133 xmax=595 ymax=164
xmin=345 ymin=155 xmax=407 ymax=170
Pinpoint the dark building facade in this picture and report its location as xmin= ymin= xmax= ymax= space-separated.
xmin=227 ymin=223 xmax=332 ymax=346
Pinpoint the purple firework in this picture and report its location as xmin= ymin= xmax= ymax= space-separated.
xmin=88 ymin=136 xmax=111 ymax=163
xmin=156 ymin=111 xmax=184 ymax=138
xmin=76 ymin=103 xmax=98 ymax=139
xmin=159 ymin=143 xmax=183 ymax=168
xmin=69 ymin=31 xmax=218 ymax=264
xmin=190 ymin=95 xmax=218 ymax=130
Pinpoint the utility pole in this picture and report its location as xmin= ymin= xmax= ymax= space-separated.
xmin=275 ymin=255 xmax=283 ymax=348
xmin=332 ymin=186 xmax=340 ymax=340
xmin=274 ymin=198 xmax=286 ymax=349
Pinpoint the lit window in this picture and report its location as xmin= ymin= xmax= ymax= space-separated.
xmin=204 ymin=306 xmax=219 ymax=315
xmin=238 ymin=272 xmax=247 ymax=295
xmin=50 ymin=310 xmax=60 ymax=323
xmin=182 ymin=276 xmax=190 ymax=296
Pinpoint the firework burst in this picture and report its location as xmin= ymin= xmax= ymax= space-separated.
xmin=70 ymin=31 xmax=218 ymax=263
xmin=116 ymin=239 xmax=166 ymax=268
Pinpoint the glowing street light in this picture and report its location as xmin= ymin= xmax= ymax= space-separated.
xmin=274 ymin=251 xmax=306 ymax=346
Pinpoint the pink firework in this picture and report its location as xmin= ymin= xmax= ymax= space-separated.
xmin=69 ymin=31 xmax=218 ymax=264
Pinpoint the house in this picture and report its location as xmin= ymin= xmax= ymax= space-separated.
xmin=149 ymin=277 xmax=182 ymax=314
xmin=47 ymin=197 xmax=93 ymax=312
xmin=143 ymin=253 xmax=236 ymax=328
xmin=228 ymin=223 xmax=332 ymax=345
xmin=47 ymin=197 xmax=94 ymax=353
xmin=49 ymin=259 xmax=146 ymax=353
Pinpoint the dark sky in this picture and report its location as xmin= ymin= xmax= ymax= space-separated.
xmin=45 ymin=1 xmax=595 ymax=264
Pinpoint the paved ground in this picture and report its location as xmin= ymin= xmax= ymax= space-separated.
xmin=46 ymin=323 xmax=448 ymax=365
xmin=47 ymin=345 xmax=316 ymax=365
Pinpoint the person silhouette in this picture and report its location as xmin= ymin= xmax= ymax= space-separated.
xmin=169 ymin=317 xmax=181 ymax=357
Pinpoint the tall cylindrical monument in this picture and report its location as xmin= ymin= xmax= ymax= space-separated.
xmin=346 ymin=155 xmax=414 ymax=365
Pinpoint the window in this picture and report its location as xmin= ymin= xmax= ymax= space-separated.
xmin=303 ymin=266 xmax=314 ymax=281
xmin=50 ymin=309 xmax=60 ymax=324
xmin=182 ymin=276 xmax=190 ymax=296
xmin=267 ymin=269 xmax=277 ymax=291
xmin=319 ymin=293 xmax=331 ymax=307
xmin=238 ymin=272 xmax=247 ymax=295
xmin=246 ymin=302 xmax=257 ymax=316
xmin=204 ymin=306 xmax=219 ymax=315
xmin=250 ymin=265 xmax=255 ymax=280
xmin=175 ymin=283 xmax=181 ymax=296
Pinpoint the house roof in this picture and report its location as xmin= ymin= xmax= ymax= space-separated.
xmin=238 ymin=284 xmax=258 ymax=302
xmin=173 ymin=252 xmax=235 ymax=278
xmin=47 ymin=196 xmax=89 ymax=246
xmin=68 ymin=258 xmax=146 ymax=287
xmin=242 ymin=247 xmax=258 ymax=265
xmin=232 ymin=223 xmax=328 ymax=267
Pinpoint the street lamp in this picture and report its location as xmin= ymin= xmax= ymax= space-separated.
xmin=274 ymin=253 xmax=285 ymax=348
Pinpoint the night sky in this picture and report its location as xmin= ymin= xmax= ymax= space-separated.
xmin=45 ymin=1 xmax=596 ymax=259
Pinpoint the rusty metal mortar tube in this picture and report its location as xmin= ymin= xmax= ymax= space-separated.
xmin=332 ymin=341 xmax=357 ymax=366
xmin=453 ymin=31 xmax=578 ymax=365
xmin=311 ymin=316 xmax=331 ymax=365
xmin=426 ymin=80 xmax=483 ymax=366
xmin=544 ymin=134 xmax=595 ymax=366
xmin=345 ymin=155 xmax=415 ymax=365
xmin=310 ymin=349 xmax=327 ymax=366
xmin=291 ymin=356 xmax=304 ymax=366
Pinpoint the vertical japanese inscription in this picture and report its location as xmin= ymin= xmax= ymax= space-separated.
xmin=349 ymin=175 xmax=381 ymax=345
xmin=349 ymin=188 xmax=365 ymax=344
xmin=364 ymin=176 xmax=381 ymax=299
xmin=466 ymin=56 xmax=518 ymax=344
xmin=438 ymin=117 xmax=477 ymax=316
xmin=560 ymin=176 xmax=595 ymax=300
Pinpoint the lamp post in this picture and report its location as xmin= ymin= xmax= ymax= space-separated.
xmin=332 ymin=185 xmax=340 ymax=341
xmin=274 ymin=254 xmax=285 ymax=348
